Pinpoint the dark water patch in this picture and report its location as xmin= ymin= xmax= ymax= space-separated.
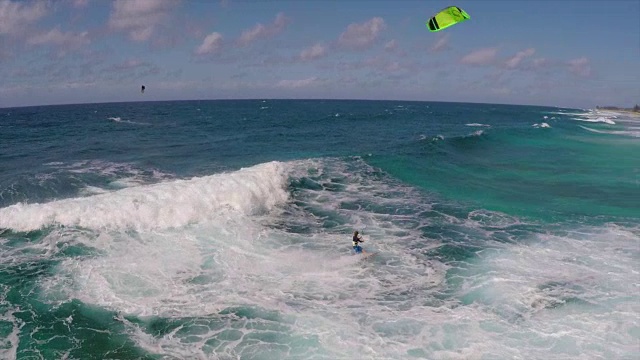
xmin=17 ymin=300 xmax=153 ymax=360
xmin=422 ymin=243 xmax=485 ymax=263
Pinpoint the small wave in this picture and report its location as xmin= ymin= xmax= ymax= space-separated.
xmin=579 ymin=125 xmax=640 ymax=138
xmin=571 ymin=117 xmax=616 ymax=125
xmin=466 ymin=123 xmax=490 ymax=127
xmin=532 ymin=123 xmax=550 ymax=128
xmin=107 ymin=116 xmax=150 ymax=125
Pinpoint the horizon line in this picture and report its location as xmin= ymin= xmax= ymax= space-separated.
xmin=0 ymin=97 xmax=580 ymax=111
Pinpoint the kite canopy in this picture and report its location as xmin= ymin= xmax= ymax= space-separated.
xmin=141 ymin=85 xmax=145 ymax=94
xmin=427 ymin=6 xmax=470 ymax=32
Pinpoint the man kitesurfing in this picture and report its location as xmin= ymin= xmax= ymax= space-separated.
xmin=352 ymin=230 xmax=365 ymax=254
xmin=352 ymin=230 xmax=377 ymax=259
xmin=141 ymin=85 xmax=145 ymax=94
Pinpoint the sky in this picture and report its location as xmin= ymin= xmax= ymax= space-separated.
xmin=0 ymin=0 xmax=639 ymax=109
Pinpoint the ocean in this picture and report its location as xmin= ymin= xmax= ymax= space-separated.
xmin=0 ymin=100 xmax=638 ymax=359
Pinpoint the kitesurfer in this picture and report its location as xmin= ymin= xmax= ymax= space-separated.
xmin=352 ymin=231 xmax=365 ymax=254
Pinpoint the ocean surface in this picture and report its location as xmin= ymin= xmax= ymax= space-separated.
xmin=0 ymin=100 xmax=638 ymax=359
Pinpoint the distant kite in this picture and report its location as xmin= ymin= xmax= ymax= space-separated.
xmin=427 ymin=6 xmax=470 ymax=32
xmin=141 ymin=85 xmax=145 ymax=94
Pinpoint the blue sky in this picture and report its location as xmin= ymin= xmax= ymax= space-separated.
xmin=1 ymin=0 xmax=638 ymax=108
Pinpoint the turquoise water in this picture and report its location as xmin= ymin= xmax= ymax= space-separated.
xmin=0 ymin=100 xmax=638 ymax=359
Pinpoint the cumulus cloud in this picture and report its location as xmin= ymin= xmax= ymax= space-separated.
xmin=237 ymin=12 xmax=289 ymax=47
xmin=568 ymin=57 xmax=591 ymax=77
xmin=0 ymin=0 xmax=47 ymax=35
xmin=299 ymin=43 xmax=327 ymax=61
xmin=532 ymin=58 xmax=548 ymax=68
xmin=276 ymin=77 xmax=318 ymax=89
xmin=338 ymin=17 xmax=386 ymax=50
xmin=460 ymin=47 xmax=498 ymax=65
xmin=73 ymin=0 xmax=89 ymax=8
xmin=505 ymin=48 xmax=535 ymax=69
xmin=384 ymin=39 xmax=398 ymax=52
xmin=27 ymin=27 xmax=90 ymax=48
xmin=430 ymin=34 xmax=449 ymax=53
xmin=195 ymin=32 xmax=223 ymax=55
xmin=108 ymin=0 xmax=180 ymax=42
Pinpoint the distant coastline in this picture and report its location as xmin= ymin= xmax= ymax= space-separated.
xmin=596 ymin=104 xmax=640 ymax=113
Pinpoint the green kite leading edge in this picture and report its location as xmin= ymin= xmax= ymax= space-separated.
xmin=427 ymin=6 xmax=470 ymax=32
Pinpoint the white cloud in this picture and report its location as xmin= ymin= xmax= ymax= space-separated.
xmin=505 ymin=48 xmax=535 ymax=69
xmin=276 ymin=77 xmax=318 ymax=88
xmin=195 ymin=32 xmax=223 ymax=55
xmin=27 ymin=27 xmax=90 ymax=48
xmin=0 ymin=0 xmax=47 ymax=35
xmin=299 ymin=43 xmax=327 ymax=61
xmin=532 ymin=58 xmax=548 ymax=68
xmin=460 ymin=47 xmax=498 ymax=65
xmin=384 ymin=39 xmax=398 ymax=52
xmin=108 ymin=0 xmax=180 ymax=42
xmin=237 ymin=12 xmax=289 ymax=46
xmin=568 ymin=57 xmax=591 ymax=77
xmin=430 ymin=34 xmax=449 ymax=53
xmin=338 ymin=17 xmax=386 ymax=50
xmin=73 ymin=0 xmax=89 ymax=8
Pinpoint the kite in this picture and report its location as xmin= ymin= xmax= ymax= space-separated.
xmin=426 ymin=6 xmax=470 ymax=32
xmin=141 ymin=85 xmax=145 ymax=94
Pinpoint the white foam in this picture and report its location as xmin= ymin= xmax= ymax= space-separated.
xmin=0 ymin=285 xmax=21 ymax=360
xmin=532 ymin=122 xmax=550 ymax=128
xmin=17 ymin=158 xmax=640 ymax=359
xmin=465 ymin=123 xmax=490 ymax=127
xmin=451 ymin=223 xmax=640 ymax=358
xmin=107 ymin=116 xmax=150 ymax=125
xmin=579 ymin=125 xmax=640 ymax=138
xmin=467 ymin=209 xmax=522 ymax=228
xmin=0 ymin=161 xmax=289 ymax=232
xmin=30 ymin=158 xmax=450 ymax=358
xmin=571 ymin=117 xmax=616 ymax=125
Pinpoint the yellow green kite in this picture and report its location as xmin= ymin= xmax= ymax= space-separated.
xmin=426 ymin=6 xmax=470 ymax=32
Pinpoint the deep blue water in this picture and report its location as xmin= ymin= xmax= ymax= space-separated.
xmin=0 ymin=100 xmax=638 ymax=359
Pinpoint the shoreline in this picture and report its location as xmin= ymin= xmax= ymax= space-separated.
xmin=593 ymin=108 xmax=640 ymax=117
